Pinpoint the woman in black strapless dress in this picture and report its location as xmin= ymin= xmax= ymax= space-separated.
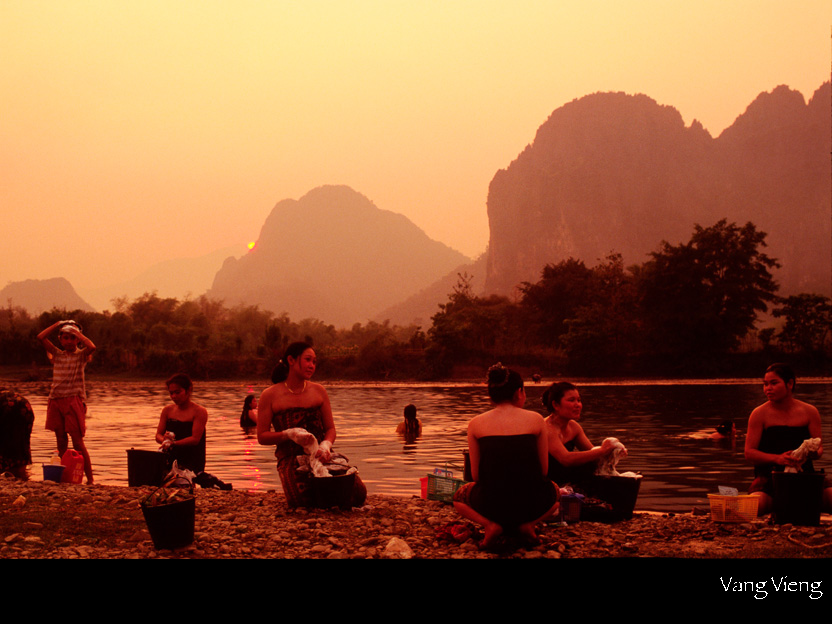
xmin=745 ymin=363 xmax=832 ymax=515
xmin=453 ymin=364 xmax=559 ymax=549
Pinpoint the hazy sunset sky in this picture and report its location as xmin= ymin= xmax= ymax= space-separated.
xmin=2 ymin=1 xmax=830 ymax=298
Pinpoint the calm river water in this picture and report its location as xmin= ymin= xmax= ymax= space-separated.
xmin=7 ymin=377 xmax=832 ymax=513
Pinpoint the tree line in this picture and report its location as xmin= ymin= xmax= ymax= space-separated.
xmin=2 ymin=219 xmax=830 ymax=381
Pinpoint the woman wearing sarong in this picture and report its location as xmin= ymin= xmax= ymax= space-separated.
xmin=453 ymin=363 xmax=559 ymax=549
xmin=745 ymin=363 xmax=832 ymax=516
xmin=257 ymin=342 xmax=366 ymax=508
xmin=542 ymin=381 xmax=618 ymax=490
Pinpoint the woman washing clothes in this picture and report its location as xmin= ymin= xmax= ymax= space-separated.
xmin=156 ymin=374 xmax=231 ymax=489
xmin=257 ymin=342 xmax=366 ymax=508
xmin=745 ymin=363 xmax=832 ymax=516
xmin=453 ymin=364 xmax=559 ymax=550
xmin=542 ymin=381 xmax=621 ymax=491
xmin=156 ymin=373 xmax=207 ymax=475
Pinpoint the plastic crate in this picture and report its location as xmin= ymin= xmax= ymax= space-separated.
xmin=707 ymin=494 xmax=759 ymax=523
xmin=426 ymin=472 xmax=466 ymax=503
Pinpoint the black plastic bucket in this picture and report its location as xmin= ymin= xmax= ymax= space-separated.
xmin=309 ymin=473 xmax=356 ymax=510
xmin=585 ymin=475 xmax=642 ymax=521
xmin=140 ymin=496 xmax=196 ymax=549
xmin=127 ymin=449 xmax=170 ymax=487
xmin=772 ymin=471 xmax=824 ymax=526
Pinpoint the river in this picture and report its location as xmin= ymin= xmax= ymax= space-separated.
xmin=6 ymin=377 xmax=832 ymax=513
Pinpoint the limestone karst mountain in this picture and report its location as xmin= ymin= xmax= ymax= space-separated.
xmin=0 ymin=277 xmax=96 ymax=315
xmin=484 ymin=83 xmax=832 ymax=299
xmin=207 ymin=185 xmax=471 ymax=328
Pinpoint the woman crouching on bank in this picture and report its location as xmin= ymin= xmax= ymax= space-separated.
xmin=257 ymin=342 xmax=366 ymax=508
xmin=745 ymin=363 xmax=832 ymax=516
xmin=453 ymin=364 xmax=560 ymax=549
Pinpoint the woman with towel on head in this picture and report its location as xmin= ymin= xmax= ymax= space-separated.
xmin=453 ymin=364 xmax=559 ymax=550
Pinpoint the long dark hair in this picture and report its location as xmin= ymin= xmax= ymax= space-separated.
xmin=486 ymin=363 xmax=524 ymax=404
xmin=240 ymin=394 xmax=256 ymax=427
xmin=541 ymin=381 xmax=578 ymax=414
xmin=271 ymin=341 xmax=314 ymax=384
xmin=403 ymin=403 xmax=419 ymax=437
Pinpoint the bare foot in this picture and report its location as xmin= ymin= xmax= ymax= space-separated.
xmin=480 ymin=521 xmax=504 ymax=549
xmin=518 ymin=522 xmax=541 ymax=545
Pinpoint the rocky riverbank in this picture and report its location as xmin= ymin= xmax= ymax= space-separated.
xmin=2 ymin=475 xmax=831 ymax=560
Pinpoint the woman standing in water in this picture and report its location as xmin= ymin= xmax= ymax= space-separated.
xmin=453 ymin=364 xmax=559 ymax=549
xmin=542 ymin=381 xmax=618 ymax=489
xmin=745 ymin=363 xmax=832 ymax=516
xmin=240 ymin=394 xmax=258 ymax=428
xmin=257 ymin=342 xmax=366 ymax=508
xmin=396 ymin=403 xmax=422 ymax=440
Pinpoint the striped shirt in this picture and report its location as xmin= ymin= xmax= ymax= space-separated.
xmin=48 ymin=349 xmax=90 ymax=400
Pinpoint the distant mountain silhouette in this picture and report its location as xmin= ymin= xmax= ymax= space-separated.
xmin=373 ymin=254 xmax=488 ymax=327
xmin=207 ymin=185 xmax=471 ymax=327
xmin=0 ymin=278 xmax=95 ymax=315
xmin=79 ymin=245 xmax=244 ymax=312
xmin=484 ymin=83 xmax=832 ymax=298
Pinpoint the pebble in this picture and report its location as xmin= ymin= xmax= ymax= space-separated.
xmin=1 ymin=474 xmax=831 ymax=559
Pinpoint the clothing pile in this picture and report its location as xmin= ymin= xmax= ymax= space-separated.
xmin=785 ymin=437 xmax=821 ymax=473
xmin=595 ymin=437 xmax=627 ymax=476
xmin=285 ymin=427 xmax=358 ymax=478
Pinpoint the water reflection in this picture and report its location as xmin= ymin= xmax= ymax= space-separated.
xmin=5 ymin=378 xmax=831 ymax=513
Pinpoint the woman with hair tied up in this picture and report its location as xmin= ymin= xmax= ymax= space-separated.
xmin=257 ymin=342 xmax=366 ymax=508
xmin=453 ymin=363 xmax=560 ymax=550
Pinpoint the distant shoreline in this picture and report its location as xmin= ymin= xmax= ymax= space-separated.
xmin=3 ymin=364 xmax=831 ymax=388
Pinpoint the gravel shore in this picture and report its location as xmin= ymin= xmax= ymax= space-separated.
xmin=2 ymin=475 xmax=832 ymax=561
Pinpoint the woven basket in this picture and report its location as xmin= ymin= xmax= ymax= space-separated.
xmin=426 ymin=472 xmax=466 ymax=503
xmin=707 ymin=494 xmax=759 ymax=523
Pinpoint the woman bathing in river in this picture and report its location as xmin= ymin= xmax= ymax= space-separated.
xmin=240 ymin=394 xmax=258 ymax=428
xmin=257 ymin=342 xmax=366 ymax=508
xmin=745 ymin=363 xmax=832 ymax=516
xmin=453 ymin=364 xmax=559 ymax=549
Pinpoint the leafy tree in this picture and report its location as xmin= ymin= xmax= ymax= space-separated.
xmin=773 ymin=293 xmax=832 ymax=355
xmin=639 ymin=219 xmax=779 ymax=364
xmin=560 ymin=254 xmax=642 ymax=371
xmin=519 ymin=258 xmax=595 ymax=345
xmin=426 ymin=273 xmax=520 ymax=375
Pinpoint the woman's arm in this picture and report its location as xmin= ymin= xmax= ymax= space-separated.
xmin=549 ymin=422 xmax=612 ymax=467
xmin=37 ymin=321 xmax=61 ymax=355
xmin=256 ymin=386 xmax=289 ymax=446
xmin=77 ymin=330 xmax=96 ymax=360
xmin=316 ymin=386 xmax=336 ymax=461
xmin=155 ymin=408 xmax=170 ymax=444
xmin=467 ymin=424 xmax=480 ymax=482
xmin=806 ymin=403 xmax=823 ymax=459
xmin=744 ymin=408 xmax=800 ymax=468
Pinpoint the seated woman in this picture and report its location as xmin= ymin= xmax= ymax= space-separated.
xmin=542 ymin=381 xmax=619 ymax=491
xmin=453 ymin=364 xmax=559 ymax=549
xmin=745 ymin=363 xmax=832 ymax=516
xmin=257 ymin=342 xmax=366 ymax=508
xmin=156 ymin=373 xmax=208 ymax=475
xmin=396 ymin=403 xmax=422 ymax=440
xmin=240 ymin=394 xmax=258 ymax=428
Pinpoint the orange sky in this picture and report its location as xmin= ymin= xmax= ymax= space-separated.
xmin=1 ymin=1 xmax=830 ymax=299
